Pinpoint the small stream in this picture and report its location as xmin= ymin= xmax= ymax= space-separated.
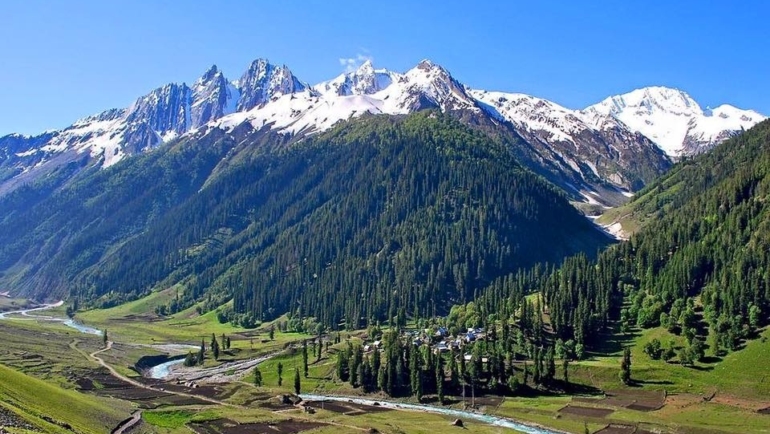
xmin=301 ymin=394 xmax=564 ymax=434
xmin=0 ymin=301 xmax=64 ymax=319
xmin=0 ymin=301 xmax=102 ymax=335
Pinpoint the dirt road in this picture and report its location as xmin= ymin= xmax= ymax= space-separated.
xmin=111 ymin=410 xmax=142 ymax=434
xmin=80 ymin=340 xmax=237 ymax=407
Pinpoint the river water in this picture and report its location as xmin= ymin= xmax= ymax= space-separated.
xmin=0 ymin=301 xmax=102 ymax=335
xmin=301 ymin=394 xmax=564 ymax=434
xmin=147 ymin=359 xmax=185 ymax=379
xmin=0 ymin=302 xmax=191 ymax=380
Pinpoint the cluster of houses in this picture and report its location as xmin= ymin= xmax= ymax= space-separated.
xmin=362 ymin=326 xmax=487 ymax=361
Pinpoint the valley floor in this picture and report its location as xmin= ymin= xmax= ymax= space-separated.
xmin=0 ymin=298 xmax=768 ymax=434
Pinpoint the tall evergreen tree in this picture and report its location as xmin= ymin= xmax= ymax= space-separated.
xmin=449 ymin=350 xmax=460 ymax=391
xmin=562 ymin=358 xmax=570 ymax=388
xmin=198 ymin=339 xmax=205 ymax=365
xmin=294 ymin=367 xmax=301 ymax=394
xmin=211 ymin=334 xmax=220 ymax=360
xmin=436 ymin=354 xmax=445 ymax=404
xmin=620 ymin=347 xmax=632 ymax=385
xmin=253 ymin=366 xmax=263 ymax=387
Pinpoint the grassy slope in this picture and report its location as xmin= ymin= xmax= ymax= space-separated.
xmin=572 ymin=326 xmax=770 ymax=399
xmin=0 ymin=297 xmax=34 ymax=312
xmin=142 ymin=409 xmax=218 ymax=429
xmin=0 ymin=319 xmax=106 ymax=387
xmin=564 ymin=326 xmax=770 ymax=433
xmin=78 ymin=296 xmax=258 ymax=344
xmin=141 ymin=404 xmax=522 ymax=434
xmin=0 ymin=364 xmax=130 ymax=433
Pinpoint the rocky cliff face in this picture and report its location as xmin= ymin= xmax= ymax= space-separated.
xmin=235 ymin=59 xmax=307 ymax=111
xmin=472 ymin=90 xmax=671 ymax=195
xmin=190 ymin=65 xmax=239 ymax=128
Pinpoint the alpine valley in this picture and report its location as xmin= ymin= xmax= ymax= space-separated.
xmin=1 ymin=56 xmax=769 ymax=434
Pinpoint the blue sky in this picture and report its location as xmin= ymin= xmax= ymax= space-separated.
xmin=2 ymin=0 xmax=768 ymax=135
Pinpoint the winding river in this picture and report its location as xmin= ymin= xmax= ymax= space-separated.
xmin=1 ymin=302 xmax=563 ymax=433
xmin=301 ymin=394 xmax=563 ymax=434
xmin=0 ymin=301 xmax=102 ymax=335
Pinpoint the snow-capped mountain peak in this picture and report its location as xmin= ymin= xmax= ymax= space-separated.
xmin=125 ymin=82 xmax=191 ymax=137
xmin=471 ymin=88 xmax=672 ymax=195
xmin=314 ymin=60 xmax=395 ymax=97
xmin=707 ymin=104 xmax=764 ymax=122
xmin=415 ymin=58 xmax=441 ymax=71
xmin=583 ymin=86 xmax=765 ymax=155
xmin=357 ymin=59 xmax=374 ymax=72
xmin=398 ymin=59 xmax=477 ymax=112
xmin=190 ymin=64 xmax=238 ymax=129
xmin=198 ymin=64 xmax=221 ymax=83
xmin=235 ymin=58 xmax=307 ymax=112
xmin=603 ymin=86 xmax=701 ymax=117
xmin=215 ymin=59 xmax=479 ymax=137
xmin=471 ymin=90 xmax=586 ymax=143
xmin=0 ymin=57 xmax=762 ymax=202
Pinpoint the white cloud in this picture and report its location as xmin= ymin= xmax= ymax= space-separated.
xmin=338 ymin=53 xmax=373 ymax=73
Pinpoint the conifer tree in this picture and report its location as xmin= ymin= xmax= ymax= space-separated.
xmin=253 ymin=366 xmax=262 ymax=386
xmin=620 ymin=347 xmax=632 ymax=385
xmin=562 ymin=358 xmax=570 ymax=388
xmin=294 ymin=367 xmax=301 ymax=394
xmin=449 ymin=350 xmax=460 ymax=391
xmin=436 ymin=355 xmax=444 ymax=404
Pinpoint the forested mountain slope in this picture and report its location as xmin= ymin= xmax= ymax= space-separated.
xmin=82 ymin=113 xmax=611 ymax=327
xmin=470 ymin=119 xmax=770 ymax=350
xmin=0 ymin=126 xmax=286 ymax=298
xmin=0 ymin=113 xmax=610 ymax=328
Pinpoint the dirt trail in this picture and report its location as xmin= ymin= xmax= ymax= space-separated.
xmin=77 ymin=339 xmax=237 ymax=407
xmin=79 ymin=340 xmax=366 ymax=432
xmin=111 ymin=410 xmax=142 ymax=434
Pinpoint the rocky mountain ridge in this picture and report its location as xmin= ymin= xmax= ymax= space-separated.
xmin=1 ymin=58 xmax=762 ymax=201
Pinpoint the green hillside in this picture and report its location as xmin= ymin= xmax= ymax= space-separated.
xmin=0 ymin=112 xmax=610 ymax=330
xmin=0 ymin=363 xmax=129 ymax=433
xmin=468 ymin=119 xmax=770 ymax=355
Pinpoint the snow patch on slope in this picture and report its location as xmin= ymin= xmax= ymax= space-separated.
xmin=40 ymin=116 xmax=128 ymax=167
xmin=471 ymin=90 xmax=585 ymax=143
xmin=216 ymin=90 xmax=386 ymax=135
